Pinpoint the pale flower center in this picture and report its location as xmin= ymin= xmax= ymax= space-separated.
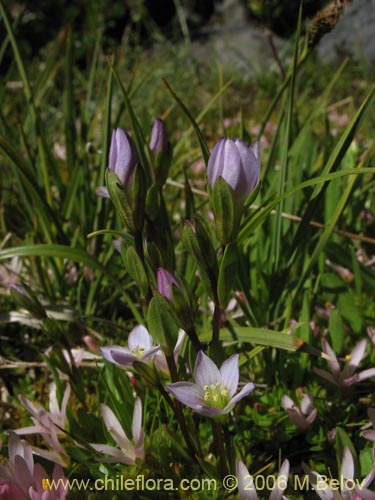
xmin=131 ymin=345 xmax=146 ymax=359
xmin=203 ymin=382 xmax=230 ymax=409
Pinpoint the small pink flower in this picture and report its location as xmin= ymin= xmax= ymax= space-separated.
xmin=314 ymin=338 xmax=375 ymax=388
xmin=282 ymin=393 xmax=317 ymax=430
xmin=90 ymin=398 xmax=144 ymax=465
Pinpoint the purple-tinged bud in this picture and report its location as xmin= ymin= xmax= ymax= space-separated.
xmin=157 ymin=268 xmax=180 ymax=301
xmin=149 ymin=118 xmax=167 ymax=155
xmin=109 ymin=128 xmax=139 ymax=186
xmin=207 ymin=138 xmax=260 ymax=206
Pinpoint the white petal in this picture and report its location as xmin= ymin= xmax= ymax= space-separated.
xmin=269 ymin=459 xmax=290 ymax=500
xmin=236 ymin=459 xmax=258 ymax=500
xmin=128 ymin=325 xmax=153 ymax=351
xmin=342 ymin=339 xmax=367 ymax=378
xmin=167 ymin=382 xmax=204 ymax=410
xmin=132 ymin=397 xmax=143 ymax=443
xmin=225 ymin=383 xmax=254 ymax=411
xmin=194 ymin=351 xmax=221 ymax=388
xmin=300 ymin=393 xmax=314 ymax=415
xmin=322 ymin=338 xmax=340 ymax=374
xmin=341 ymin=446 xmax=354 ymax=481
xmin=100 ymin=404 xmax=132 ymax=453
xmin=220 ymin=354 xmax=239 ymax=396
xmin=281 ymin=395 xmax=295 ymax=411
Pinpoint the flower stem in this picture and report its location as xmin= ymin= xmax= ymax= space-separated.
xmin=166 ymin=354 xmax=198 ymax=461
xmin=212 ymin=420 xmax=228 ymax=477
xmin=212 ymin=303 xmax=222 ymax=343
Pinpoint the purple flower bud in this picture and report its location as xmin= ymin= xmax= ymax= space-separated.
xmin=157 ymin=268 xmax=180 ymax=301
xmin=207 ymin=138 xmax=260 ymax=205
xmin=109 ymin=129 xmax=139 ymax=186
xmin=149 ymin=118 xmax=167 ymax=155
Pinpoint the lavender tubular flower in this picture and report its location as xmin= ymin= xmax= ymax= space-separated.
xmin=167 ymin=351 xmax=254 ymax=418
xmin=97 ymin=128 xmax=139 ymax=198
xmin=109 ymin=128 xmax=139 ymax=187
xmin=149 ymin=118 xmax=172 ymax=186
xmin=149 ymin=118 xmax=167 ymax=155
xmin=208 ymin=138 xmax=260 ymax=206
xmin=207 ymin=138 xmax=260 ymax=243
xmin=157 ymin=267 xmax=180 ymax=302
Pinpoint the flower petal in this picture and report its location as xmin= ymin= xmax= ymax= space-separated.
xmin=220 ymin=354 xmax=239 ymax=396
xmin=300 ymin=393 xmax=314 ymax=415
xmin=100 ymin=405 xmax=133 ymax=453
xmin=128 ymin=325 xmax=153 ymax=351
xmin=341 ymin=446 xmax=354 ymax=481
xmin=301 ymin=463 xmax=334 ymax=500
xmin=313 ymin=368 xmax=339 ymax=386
xmin=362 ymin=430 xmax=375 ymax=442
xmin=101 ymin=346 xmax=135 ymax=366
xmin=234 ymin=139 xmax=260 ymax=196
xmin=269 ymin=459 xmax=290 ymax=500
xmin=132 ymin=397 xmax=143 ymax=444
xmin=207 ymin=139 xmax=226 ymax=187
xmin=281 ymin=395 xmax=294 ymax=411
xmin=356 ymin=368 xmax=375 ymax=382
xmin=166 ymin=382 xmax=204 ymax=409
xmin=322 ymin=338 xmax=340 ymax=374
xmin=236 ymin=459 xmax=258 ymax=500
xmin=342 ymin=339 xmax=367 ymax=378
xmin=194 ymin=351 xmax=221 ymax=388
xmin=141 ymin=346 xmax=160 ymax=362
xmin=90 ymin=443 xmax=135 ymax=465
xmin=225 ymin=383 xmax=254 ymax=412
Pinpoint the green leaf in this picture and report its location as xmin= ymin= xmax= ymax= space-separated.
xmin=200 ymin=327 xmax=300 ymax=351
xmin=336 ymin=427 xmax=359 ymax=476
xmin=337 ymin=291 xmax=362 ymax=333
xmin=217 ymin=242 xmax=238 ymax=309
xmin=211 ymin=177 xmax=234 ymax=245
xmin=147 ymin=294 xmax=179 ymax=355
xmin=124 ymin=246 xmax=149 ymax=298
xmin=321 ymin=273 xmax=346 ymax=290
xmin=105 ymin=169 xmax=134 ymax=233
xmin=163 ymin=78 xmax=210 ymax=164
xmin=329 ymin=309 xmax=345 ymax=353
xmin=0 ymin=244 xmax=108 ymax=276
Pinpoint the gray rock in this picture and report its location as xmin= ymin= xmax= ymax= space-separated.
xmin=317 ymin=0 xmax=375 ymax=66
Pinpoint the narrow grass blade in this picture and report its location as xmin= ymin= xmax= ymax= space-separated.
xmin=163 ymin=78 xmax=210 ymax=164
xmin=291 ymin=84 xmax=375 ymax=251
xmin=271 ymin=3 xmax=302 ymax=270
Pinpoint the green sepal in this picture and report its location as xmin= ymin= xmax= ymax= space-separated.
xmin=211 ymin=176 xmax=234 ymax=245
xmin=147 ymin=293 xmax=179 ymax=356
xmin=106 ymin=169 xmax=135 ymax=233
xmin=154 ymin=142 xmax=173 ymax=188
xmin=183 ymin=168 xmax=195 ymax=220
xmin=217 ymin=242 xmax=238 ymax=309
xmin=171 ymin=278 xmax=194 ymax=332
xmin=133 ymin=360 xmax=159 ymax=386
xmin=10 ymin=284 xmax=47 ymax=319
xmin=181 ymin=216 xmax=218 ymax=275
xmin=124 ymin=245 xmax=149 ymax=298
xmin=131 ymin=164 xmax=147 ymax=233
xmin=145 ymin=184 xmax=161 ymax=221
xmin=243 ymin=180 xmax=261 ymax=209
